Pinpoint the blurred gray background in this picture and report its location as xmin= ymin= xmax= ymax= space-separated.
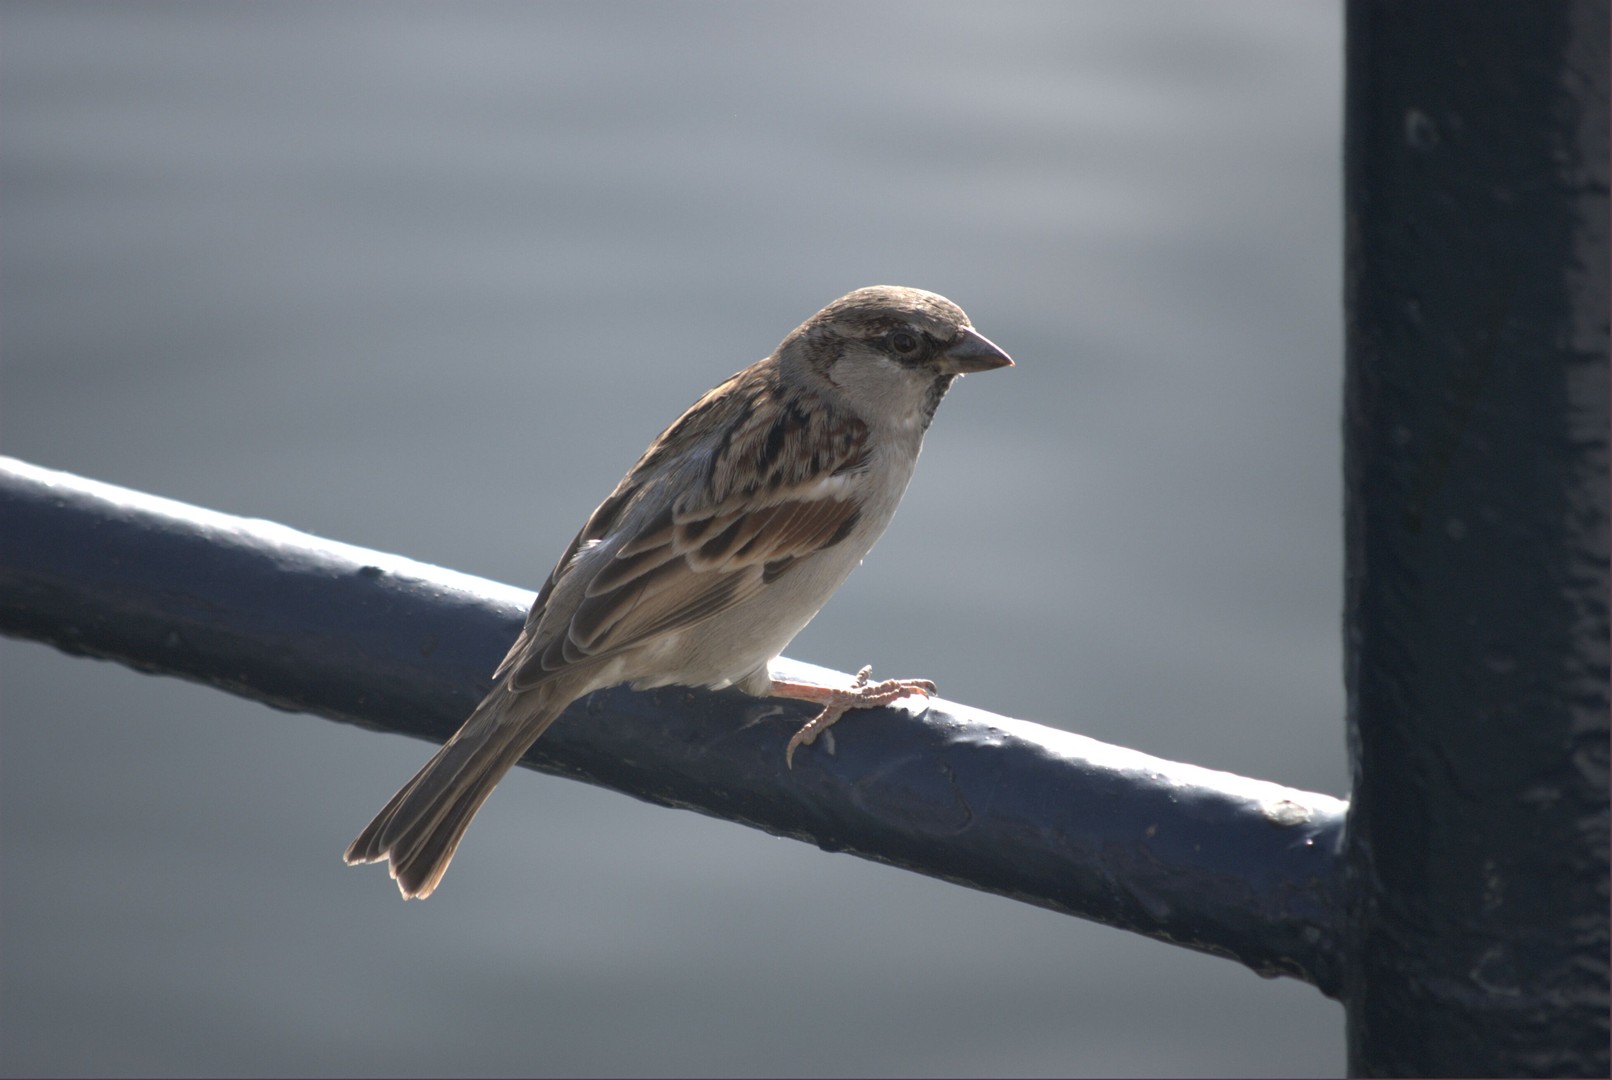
xmin=1 ymin=3 xmax=1347 ymax=1076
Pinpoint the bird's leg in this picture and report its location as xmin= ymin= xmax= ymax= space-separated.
xmin=772 ymin=665 xmax=938 ymax=769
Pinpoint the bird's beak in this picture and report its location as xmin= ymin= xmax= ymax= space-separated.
xmin=938 ymin=326 xmax=1014 ymax=374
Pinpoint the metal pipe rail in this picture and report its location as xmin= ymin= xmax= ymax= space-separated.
xmin=0 ymin=455 xmax=1346 ymax=995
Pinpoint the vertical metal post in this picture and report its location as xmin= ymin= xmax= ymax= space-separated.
xmin=1343 ymin=2 xmax=1609 ymax=1075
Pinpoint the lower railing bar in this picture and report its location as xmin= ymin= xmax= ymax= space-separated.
xmin=0 ymin=455 xmax=1346 ymax=994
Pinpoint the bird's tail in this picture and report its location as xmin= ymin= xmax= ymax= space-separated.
xmin=344 ymin=692 xmax=563 ymax=899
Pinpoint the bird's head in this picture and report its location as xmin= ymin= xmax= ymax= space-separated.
xmin=782 ymin=285 xmax=1013 ymax=430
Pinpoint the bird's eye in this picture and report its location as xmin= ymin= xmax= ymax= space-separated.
xmin=889 ymin=331 xmax=920 ymax=355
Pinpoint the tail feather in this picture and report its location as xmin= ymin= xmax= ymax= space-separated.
xmin=344 ymin=695 xmax=564 ymax=899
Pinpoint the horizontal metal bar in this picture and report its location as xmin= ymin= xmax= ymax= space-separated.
xmin=0 ymin=455 xmax=1347 ymax=994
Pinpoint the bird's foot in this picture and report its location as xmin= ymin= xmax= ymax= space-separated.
xmin=773 ymin=665 xmax=937 ymax=769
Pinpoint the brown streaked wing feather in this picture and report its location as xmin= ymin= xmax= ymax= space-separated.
xmin=512 ymin=493 xmax=864 ymax=687
xmin=504 ymin=361 xmax=871 ymax=692
xmin=489 ymin=370 xmax=767 ymax=687
xmin=490 ymin=487 xmax=635 ymax=685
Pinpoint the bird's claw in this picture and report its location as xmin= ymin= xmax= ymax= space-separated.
xmin=783 ymin=666 xmax=937 ymax=769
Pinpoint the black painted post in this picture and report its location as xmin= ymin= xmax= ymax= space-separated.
xmin=1343 ymin=2 xmax=1609 ymax=1076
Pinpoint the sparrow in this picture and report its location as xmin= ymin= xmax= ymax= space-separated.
xmin=345 ymin=285 xmax=1012 ymax=899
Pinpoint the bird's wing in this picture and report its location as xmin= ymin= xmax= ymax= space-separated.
xmin=493 ymin=364 xmax=870 ymax=692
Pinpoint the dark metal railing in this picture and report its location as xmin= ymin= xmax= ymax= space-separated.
xmin=0 ymin=455 xmax=1346 ymax=992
